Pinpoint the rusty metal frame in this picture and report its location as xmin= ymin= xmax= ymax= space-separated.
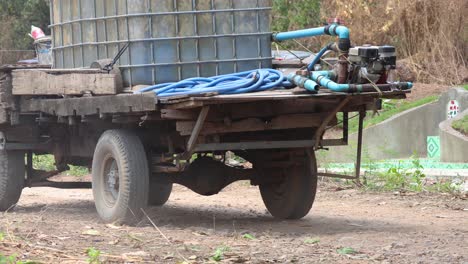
xmin=182 ymin=105 xmax=210 ymax=159
xmin=193 ymin=138 xmax=347 ymax=152
xmin=314 ymin=96 xmax=352 ymax=149
xmin=317 ymin=109 xmax=367 ymax=180
xmin=181 ymin=99 xmax=367 ymax=182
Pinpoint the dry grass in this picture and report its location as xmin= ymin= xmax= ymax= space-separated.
xmin=321 ymin=0 xmax=468 ymax=85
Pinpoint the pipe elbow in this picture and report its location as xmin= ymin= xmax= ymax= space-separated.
xmin=326 ymin=82 xmax=351 ymax=92
xmin=334 ymin=25 xmax=350 ymax=39
xmin=325 ymin=24 xmax=350 ymax=39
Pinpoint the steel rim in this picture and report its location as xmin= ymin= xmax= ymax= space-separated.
xmin=102 ymin=155 xmax=119 ymax=206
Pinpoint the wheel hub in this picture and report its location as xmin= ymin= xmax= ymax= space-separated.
xmin=103 ymin=158 xmax=120 ymax=204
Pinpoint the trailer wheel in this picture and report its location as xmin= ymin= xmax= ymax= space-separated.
xmin=0 ymin=150 xmax=25 ymax=211
xmin=148 ymin=179 xmax=172 ymax=206
xmin=92 ymin=130 xmax=149 ymax=225
xmin=258 ymin=149 xmax=318 ymax=220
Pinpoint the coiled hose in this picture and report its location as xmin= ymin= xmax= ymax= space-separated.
xmin=137 ymin=69 xmax=292 ymax=97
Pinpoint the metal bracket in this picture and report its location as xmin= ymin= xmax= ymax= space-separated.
xmin=318 ymin=109 xmax=367 ymax=180
xmin=314 ymin=96 xmax=352 ymax=149
xmin=3 ymin=141 xmax=52 ymax=151
xmin=182 ymin=106 xmax=210 ymax=159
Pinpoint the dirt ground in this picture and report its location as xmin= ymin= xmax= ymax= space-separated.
xmin=1 ymin=178 xmax=467 ymax=264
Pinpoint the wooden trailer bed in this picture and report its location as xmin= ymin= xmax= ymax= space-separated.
xmin=0 ymin=64 xmax=411 ymax=224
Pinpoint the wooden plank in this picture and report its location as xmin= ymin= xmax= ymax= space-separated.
xmin=162 ymin=98 xmax=341 ymax=121
xmin=273 ymin=59 xmax=306 ymax=68
xmin=164 ymin=100 xmax=204 ymax=110
xmin=177 ymin=113 xmax=333 ymax=136
xmin=161 ymin=89 xmax=407 ymax=111
xmin=20 ymin=93 xmax=157 ymax=116
xmin=0 ymin=64 xmax=51 ymax=72
xmin=12 ymin=69 xmax=122 ymax=95
xmin=37 ymin=68 xmax=108 ymax=73
xmin=0 ymin=71 xmax=16 ymax=124
xmin=160 ymin=109 xmax=199 ymax=120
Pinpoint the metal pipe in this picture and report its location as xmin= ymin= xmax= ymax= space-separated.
xmin=273 ymin=24 xmax=351 ymax=84
xmin=310 ymin=71 xmax=413 ymax=93
xmin=273 ymin=27 xmax=327 ymax=41
xmin=272 ymin=24 xmax=350 ymax=42
xmin=355 ymin=110 xmax=366 ymax=179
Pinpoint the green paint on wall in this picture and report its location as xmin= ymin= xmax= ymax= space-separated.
xmin=427 ymin=136 xmax=441 ymax=159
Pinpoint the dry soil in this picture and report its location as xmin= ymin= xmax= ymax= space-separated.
xmin=0 ymin=180 xmax=467 ymax=264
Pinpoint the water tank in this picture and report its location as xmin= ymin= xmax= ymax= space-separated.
xmin=50 ymin=0 xmax=273 ymax=87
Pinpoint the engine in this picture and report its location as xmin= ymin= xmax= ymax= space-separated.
xmin=348 ymin=45 xmax=397 ymax=84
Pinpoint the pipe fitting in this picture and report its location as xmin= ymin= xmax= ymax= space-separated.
xmin=287 ymin=73 xmax=319 ymax=93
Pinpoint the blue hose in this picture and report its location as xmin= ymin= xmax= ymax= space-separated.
xmin=307 ymin=43 xmax=332 ymax=71
xmin=137 ymin=69 xmax=292 ymax=97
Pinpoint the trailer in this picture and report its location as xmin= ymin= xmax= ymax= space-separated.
xmin=0 ymin=1 xmax=411 ymax=224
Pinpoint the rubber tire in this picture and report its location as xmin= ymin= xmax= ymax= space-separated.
xmin=148 ymin=179 xmax=172 ymax=206
xmin=92 ymin=130 xmax=149 ymax=225
xmin=258 ymin=150 xmax=318 ymax=220
xmin=0 ymin=150 xmax=25 ymax=211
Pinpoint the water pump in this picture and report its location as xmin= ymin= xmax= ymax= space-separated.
xmin=274 ymin=21 xmax=412 ymax=93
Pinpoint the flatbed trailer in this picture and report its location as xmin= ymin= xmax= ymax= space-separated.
xmin=0 ymin=64 xmax=408 ymax=224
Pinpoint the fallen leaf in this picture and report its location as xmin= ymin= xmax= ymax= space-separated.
xmin=37 ymin=234 xmax=48 ymax=239
xmin=192 ymin=231 xmax=209 ymax=236
xmin=106 ymin=224 xmax=122 ymax=230
xmin=55 ymin=236 xmax=71 ymax=240
xmin=224 ymin=256 xmax=250 ymax=263
xmin=163 ymin=254 xmax=174 ymax=260
xmin=109 ymin=239 xmax=120 ymax=245
xmin=435 ymin=215 xmax=450 ymax=218
xmin=82 ymin=230 xmax=100 ymax=236
xmin=188 ymin=255 xmax=197 ymax=260
xmin=123 ymin=251 xmax=150 ymax=258
xmin=348 ymin=223 xmax=364 ymax=227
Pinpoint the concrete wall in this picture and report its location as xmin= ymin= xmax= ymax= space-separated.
xmin=322 ymin=87 xmax=468 ymax=162
xmin=440 ymin=109 xmax=468 ymax=163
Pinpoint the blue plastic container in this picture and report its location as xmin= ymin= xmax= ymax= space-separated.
xmin=50 ymin=0 xmax=273 ymax=87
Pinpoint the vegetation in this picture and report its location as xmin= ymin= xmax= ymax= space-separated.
xmin=272 ymin=0 xmax=322 ymax=50
xmin=86 ymin=247 xmax=101 ymax=264
xmin=0 ymin=0 xmax=50 ymax=49
xmin=329 ymin=155 xmax=467 ymax=195
xmin=337 ymin=95 xmax=439 ymax=134
xmin=452 ymin=115 xmax=468 ymax=135
xmin=0 ymin=0 xmax=50 ymax=64
xmin=211 ymin=246 xmax=230 ymax=262
xmin=337 ymin=247 xmax=357 ymax=255
xmin=304 ymin=237 xmax=320 ymax=244
xmin=362 ymin=155 xmax=426 ymax=192
xmin=33 ymin=154 xmax=89 ymax=177
xmin=0 ymin=254 xmax=37 ymax=264
xmin=321 ymin=0 xmax=467 ymax=85
xmin=242 ymin=233 xmax=256 ymax=240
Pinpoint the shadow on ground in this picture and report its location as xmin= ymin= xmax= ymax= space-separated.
xmin=9 ymin=199 xmax=415 ymax=238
